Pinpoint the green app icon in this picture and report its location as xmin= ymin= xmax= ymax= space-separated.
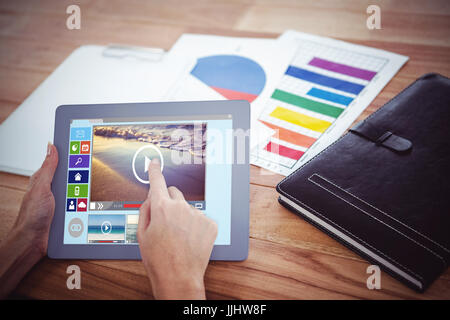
xmin=70 ymin=141 xmax=80 ymax=154
xmin=67 ymin=184 xmax=88 ymax=197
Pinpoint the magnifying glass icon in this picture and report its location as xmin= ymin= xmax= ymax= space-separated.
xmin=74 ymin=157 xmax=82 ymax=166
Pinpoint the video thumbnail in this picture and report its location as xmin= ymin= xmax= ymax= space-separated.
xmin=88 ymin=215 xmax=126 ymax=243
xmin=126 ymin=215 xmax=139 ymax=244
xmin=90 ymin=123 xmax=206 ymax=204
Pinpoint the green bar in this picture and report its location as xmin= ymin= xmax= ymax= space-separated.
xmin=67 ymin=184 xmax=88 ymax=198
xmin=271 ymin=89 xmax=344 ymax=118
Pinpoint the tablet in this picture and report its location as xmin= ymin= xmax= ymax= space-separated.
xmin=48 ymin=100 xmax=250 ymax=260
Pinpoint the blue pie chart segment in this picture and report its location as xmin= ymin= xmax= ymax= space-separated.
xmin=190 ymin=55 xmax=266 ymax=103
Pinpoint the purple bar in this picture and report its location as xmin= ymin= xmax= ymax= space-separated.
xmin=69 ymin=155 xmax=90 ymax=168
xmin=309 ymin=57 xmax=377 ymax=81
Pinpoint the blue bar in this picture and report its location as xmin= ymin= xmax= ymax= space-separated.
xmin=307 ymin=87 xmax=354 ymax=106
xmin=285 ymin=66 xmax=365 ymax=95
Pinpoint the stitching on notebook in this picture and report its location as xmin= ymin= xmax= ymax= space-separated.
xmin=312 ymin=173 xmax=450 ymax=254
xmin=308 ymin=174 xmax=446 ymax=268
xmin=277 ymin=186 xmax=424 ymax=282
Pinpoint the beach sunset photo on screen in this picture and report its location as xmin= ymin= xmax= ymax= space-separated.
xmin=90 ymin=123 xmax=207 ymax=203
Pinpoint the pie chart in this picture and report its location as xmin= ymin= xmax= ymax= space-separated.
xmin=190 ymin=55 xmax=266 ymax=103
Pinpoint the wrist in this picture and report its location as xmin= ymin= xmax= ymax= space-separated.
xmin=0 ymin=225 xmax=45 ymax=298
xmin=10 ymin=224 xmax=47 ymax=260
xmin=150 ymin=271 xmax=205 ymax=300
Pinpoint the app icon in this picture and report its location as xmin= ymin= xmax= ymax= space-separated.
xmin=69 ymin=155 xmax=90 ymax=168
xmin=67 ymin=184 xmax=88 ymax=198
xmin=67 ymin=198 xmax=77 ymax=212
xmin=77 ymin=198 xmax=88 ymax=212
xmin=80 ymin=141 xmax=90 ymax=154
xmin=70 ymin=141 xmax=80 ymax=154
xmin=68 ymin=170 xmax=89 ymax=183
xmin=195 ymin=202 xmax=203 ymax=209
xmin=70 ymin=127 xmax=91 ymax=141
xmin=68 ymin=218 xmax=84 ymax=238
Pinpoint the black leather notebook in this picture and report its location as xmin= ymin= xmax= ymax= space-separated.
xmin=276 ymin=73 xmax=450 ymax=292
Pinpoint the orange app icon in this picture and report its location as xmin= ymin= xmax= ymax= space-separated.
xmin=80 ymin=141 xmax=90 ymax=154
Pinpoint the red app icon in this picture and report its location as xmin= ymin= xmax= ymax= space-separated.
xmin=77 ymin=198 xmax=88 ymax=212
xmin=80 ymin=141 xmax=90 ymax=154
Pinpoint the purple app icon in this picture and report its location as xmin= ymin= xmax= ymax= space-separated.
xmin=69 ymin=155 xmax=90 ymax=168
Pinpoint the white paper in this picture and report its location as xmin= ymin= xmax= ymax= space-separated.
xmin=0 ymin=45 xmax=184 ymax=176
xmin=163 ymin=34 xmax=295 ymax=148
xmin=251 ymin=30 xmax=409 ymax=176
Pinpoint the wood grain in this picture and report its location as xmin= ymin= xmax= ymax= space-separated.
xmin=236 ymin=0 xmax=450 ymax=47
xmin=0 ymin=0 xmax=449 ymax=300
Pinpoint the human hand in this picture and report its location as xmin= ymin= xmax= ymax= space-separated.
xmin=137 ymin=158 xmax=218 ymax=300
xmin=0 ymin=143 xmax=58 ymax=298
xmin=13 ymin=142 xmax=59 ymax=257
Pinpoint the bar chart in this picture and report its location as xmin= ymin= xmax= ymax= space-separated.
xmin=251 ymin=38 xmax=391 ymax=174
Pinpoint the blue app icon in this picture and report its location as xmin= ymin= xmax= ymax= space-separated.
xmin=70 ymin=127 xmax=91 ymax=141
xmin=69 ymin=155 xmax=90 ymax=168
xmin=68 ymin=170 xmax=89 ymax=183
xmin=67 ymin=198 xmax=77 ymax=212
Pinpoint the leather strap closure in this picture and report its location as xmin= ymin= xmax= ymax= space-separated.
xmin=349 ymin=120 xmax=412 ymax=153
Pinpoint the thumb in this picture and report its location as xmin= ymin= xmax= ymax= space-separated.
xmin=37 ymin=142 xmax=59 ymax=185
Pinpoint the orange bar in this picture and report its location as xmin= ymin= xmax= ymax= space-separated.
xmin=260 ymin=120 xmax=316 ymax=148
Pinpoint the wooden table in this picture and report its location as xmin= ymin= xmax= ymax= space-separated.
xmin=1 ymin=0 xmax=449 ymax=299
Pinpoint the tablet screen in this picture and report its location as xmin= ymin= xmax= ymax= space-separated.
xmin=63 ymin=115 xmax=233 ymax=246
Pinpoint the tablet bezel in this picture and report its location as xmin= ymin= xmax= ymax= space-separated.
xmin=48 ymin=100 xmax=249 ymax=260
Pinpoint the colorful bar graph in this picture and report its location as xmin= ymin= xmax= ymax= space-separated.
xmin=269 ymin=106 xmax=332 ymax=133
xmin=285 ymin=66 xmax=365 ymax=95
xmin=260 ymin=120 xmax=316 ymax=148
xmin=271 ymin=89 xmax=344 ymax=118
xmin=307 ymin=87 xmax=353 ymax=106
xmin=265 ymin=141 xmax=304 ymax=160
xmin=309 ymin=57 xmax=377 ymax=81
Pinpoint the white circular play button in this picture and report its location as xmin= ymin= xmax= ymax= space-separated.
xmin=101 ymin=221 xmax=112 ymax=234
xmin=132 ymin=145 xmax=164 ymax=184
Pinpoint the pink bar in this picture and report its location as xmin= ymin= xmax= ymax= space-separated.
xmin=265 ymin=141 xmax=304 ymax=160
xmin=309 ymin=57 xmax=377 ymax=81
